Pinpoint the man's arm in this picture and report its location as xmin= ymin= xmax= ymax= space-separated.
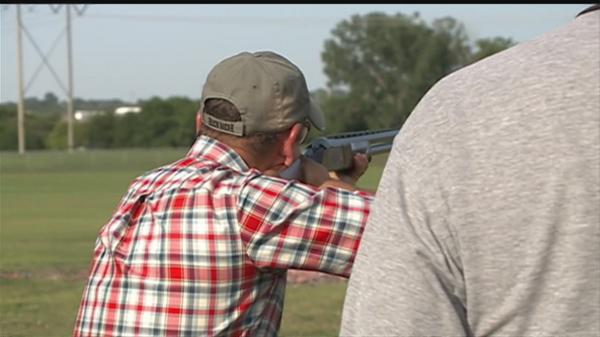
xmin=276 ymin=152 xmax=373 ymax=194
xmin=236 ymin=169 xmax=373 ymax=277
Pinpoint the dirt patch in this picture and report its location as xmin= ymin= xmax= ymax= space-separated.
xmin=287 ymin=270 xmax=346 ymax=284
xmin=0 ymin=268 xmax=89 ymax=281
xmin=2 ymin=268 xmax=346 ymax=285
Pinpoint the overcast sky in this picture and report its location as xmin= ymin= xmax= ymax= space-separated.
xmin=0 ymin=4 xmax=591 ymax=103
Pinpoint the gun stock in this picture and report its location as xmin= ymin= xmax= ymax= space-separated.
xmin=304 ymin=128 xmax=399 ymax=171
xmin=279 ymin=128 xmax=399 ymax=180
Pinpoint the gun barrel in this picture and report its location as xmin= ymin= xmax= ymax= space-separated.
xmin=317 ymin=129 xmax=398 ymax=148
xmin=303 ymin=128 xmax=399 ymax=172
xmin=367 ymin=143 xmax=394 ymax=156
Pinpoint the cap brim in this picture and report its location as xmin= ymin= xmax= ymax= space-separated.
xmin=308 ymin=99 xmax=325 ymax=131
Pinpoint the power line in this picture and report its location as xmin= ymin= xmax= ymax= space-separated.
xmin=81 ymin=13 xmax=337 ymax=25
xmin=1 ymin=19 xmax=63 ymax=32
xmin=8 ymin=4 xmax=88 ymax=154
xmin=16 ymin=5 xmax=25 ymax=155
xmin=49 ymin=4 xmax=62 ymax=14
xmin=73 ymin=5 xmax=88 ymax=16
xmin=65 ymin=4 xmax=75 ymax=152
xmin=22 ymin=25 xmax=68 ymax=95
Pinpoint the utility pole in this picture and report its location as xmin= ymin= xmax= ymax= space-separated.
xmin=16 ymin=4 xmax=26 ymax=155
xmin=12 ymin=4 xmax=87 ymax=153
xmin=66 ymin=4 xmax=74 ymax=152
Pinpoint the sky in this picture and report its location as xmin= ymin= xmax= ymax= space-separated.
xmin=0 ymin=4 xmax=592 ymax=104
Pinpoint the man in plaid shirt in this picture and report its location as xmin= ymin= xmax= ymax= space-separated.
xmin=73 ymin=51 xmax=374 ymax=337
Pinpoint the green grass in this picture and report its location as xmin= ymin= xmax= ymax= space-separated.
xmin=1 ymin=171 xmax=136 ymax=271
xmin=0 ymin=148 xmax=387 ymax=337
xmin=0 ymin=278 xmax=85 ymax=337
xmin=0 ymin=148 xmax=187 ymax=173
xmin=281 ymin=282 xmax=348 ymax=337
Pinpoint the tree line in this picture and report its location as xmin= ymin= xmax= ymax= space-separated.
xmin=0 ymin=12 xmax=514 ymax=151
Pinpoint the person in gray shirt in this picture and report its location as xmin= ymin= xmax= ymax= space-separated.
xmin=340 ymin=5 xmax=599 ymax=336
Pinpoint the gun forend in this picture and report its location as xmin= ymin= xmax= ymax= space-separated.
xmin=303 ymin=128 xmax=399 ymax=171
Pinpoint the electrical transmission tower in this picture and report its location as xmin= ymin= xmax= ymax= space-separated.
xmin=10 ymin=4 xmax=88 ymax=154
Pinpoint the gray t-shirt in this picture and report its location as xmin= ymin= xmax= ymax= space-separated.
xmin=340 ymin=10 xmax=599 ymax=337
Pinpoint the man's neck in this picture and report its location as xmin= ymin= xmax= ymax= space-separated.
xmin=226 ymin=141 xmax=281 ymax=173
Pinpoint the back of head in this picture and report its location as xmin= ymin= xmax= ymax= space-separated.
xmin=199 ymin=51 xmax=325 ymax=137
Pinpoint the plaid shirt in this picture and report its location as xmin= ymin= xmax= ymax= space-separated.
xmin=73 ymin=136 xmax=374 ymax=337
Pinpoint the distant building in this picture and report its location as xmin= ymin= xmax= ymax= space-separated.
xmin=115 ymin=106 xmax=142 ymax=115
xmin=74 ymin=110 xmax=105 ymax=121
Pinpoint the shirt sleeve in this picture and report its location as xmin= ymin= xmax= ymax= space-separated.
xmin=339 ymin=129 xmax=470 ymax=335
xmin=237 ymin=173 xmax=374 ymax=277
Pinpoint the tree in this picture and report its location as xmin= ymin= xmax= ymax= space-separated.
xmin=46 ymin=121 xmax=69 ymax=150
xmin=311 ymin=88 xmax=360 ymax=134
xmin=0 ymin=102 xmax=60 ymax=150
xmin=0 ymin=104 xmax=18 ymax=150
xmin=113 ymin=112 xmax=143 ymax=147
xmin=46 ymin=119 xmax=89 ymax=150
xmin=136 ymin=96 xmax=197 ymax=148
xmin=43 ymin=92 xmax=59 ymax=107
xmin=24 ymin=92 xmax=63 ymax=115
xmin=86 ymin=112 xmax=116 ymax=148
xmin=470 ymin=37 xmax=516 ymax=63
xmin=321 ymin=12 xmax=472 ymax=132
xmin=320 ymin=12 xmax=514 ymax=133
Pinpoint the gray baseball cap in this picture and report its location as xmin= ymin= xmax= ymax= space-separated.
xmin=200 ymin=51 xmax=325 ymax=136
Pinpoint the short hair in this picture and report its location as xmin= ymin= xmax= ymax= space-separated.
xmin=199 ymin=98 xmax=285 ymax=155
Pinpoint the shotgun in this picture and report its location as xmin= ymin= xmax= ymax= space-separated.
xmin=280 ymin=128 xmax=399 ymax=179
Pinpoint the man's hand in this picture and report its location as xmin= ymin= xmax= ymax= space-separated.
xmin=299 ymin=155 xmax=331 ymax=187
xmin=303 ymin=153 xmax=371 ymax=191
xmin=275 ymin=153 xmax=372 ymax=192
xmin=329 ymin=153 xmax=370 ymax=185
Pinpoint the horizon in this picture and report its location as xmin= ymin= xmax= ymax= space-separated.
xmin=1 ymin=4 xmax=591 ymax=104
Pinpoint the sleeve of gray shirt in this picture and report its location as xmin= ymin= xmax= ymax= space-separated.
xmin=339 ymin=85 xmax=471 ymax=336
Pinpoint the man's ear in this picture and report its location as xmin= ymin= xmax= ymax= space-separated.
xmin=282 ymin=123 xmax=304 ymax=166
xmin=196 ymin=113 xmax=203 ymax=134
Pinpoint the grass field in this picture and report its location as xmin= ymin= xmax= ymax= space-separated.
xmin=0 ymin=148 xmax=387 ymax=337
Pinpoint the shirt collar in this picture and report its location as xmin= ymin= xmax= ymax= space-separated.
xmin=577 ymin=4 xmax=599 ymax=17
xmin=186 ymin=135 xmax=250 ymax=172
